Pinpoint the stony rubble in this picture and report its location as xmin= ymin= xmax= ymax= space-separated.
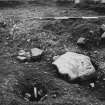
xmin=53 ymin=52 xmax=96 ymax=81
xmin=17 ymin=48 xmax=43 ymax=62
xmin=23 ymin=86 xmax=47 ymax=102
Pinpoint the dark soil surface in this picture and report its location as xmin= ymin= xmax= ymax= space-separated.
xmin=1 ymin=3 xmax=105 ymax=105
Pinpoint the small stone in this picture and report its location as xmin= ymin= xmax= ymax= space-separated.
xmin=25 ymin=93 xmax=31 ymax=98
xmin=24 ymin=93 xmax=31 ymax=101
xmin=89 ymin=83 xmax=95 ymax=88
xmin=18 ymin=50 xmax=26 ymax=56
xmin=101 ymin=24 xmax=105 ymax=32
xmin=27 ymin=39 xmax=31 ymax=42
xmin=0 ymin=21 xmax=7 ymax=28
xmin=17 ymin=56 xmax=26 ymax=62
xmin=17 ymin=48 xmax=43 ymax=62
xmin=94 ymin=51 xmax=98 ymax=54
xmin=77 ymin=37 xmax=86 ymax=46
xmin=89 ymin=30 xmax=94 ymax=35
xmin=13 ymin=61 xmax=17 ymax=64
xmin=6 ymin=37 xmax=9 ymax=40
xmin=31 ymin=48 xmax=43 ymax=58
xmin=43 ymin=72 xmax=48 ymax=74
xmin=25 ymin=62 xmax=28 ymax=64
xmin=34 ymin=87 xmax=38 ymax=98
xmin=52 ymin=94 xmax=57 ymax=98
xmin=101 ymin=32 xmax=105 ymax=39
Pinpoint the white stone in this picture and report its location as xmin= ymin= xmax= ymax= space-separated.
xmin=17 ymin=56 xmax=26 ymax=61
xmin=34 ymin=87 xmax=38 ymax=98
xmin=101 ymin=32 xmax=105 ymax=39
xmin=25 ymin=93 xmax=31 ymax=98
xmin=31 ymin=48 xmax=43 ymax=57
xmin=53 ymin=52 xmax=95 ymax=80
xmin=101 ymin=24 xmax=105 ymax=32
xmin=18 ymin=50 xmax=26 ymax=56
xmin=77 ymin=37 xmax=86 ymax=45
xmin=90 ymin=83 xmax=95 ymax=88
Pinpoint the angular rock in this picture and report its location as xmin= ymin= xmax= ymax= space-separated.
xmin=77 ymin=37 xmax=86 ymax=46
xmin=30 ymin=48 xmax=43 ymax=59
xmin=101 ymin=32 xmax=105 ymax=39
xmin=52 ymin=52 xmax=95 ymax=81
xmin=101 ymin=24 xmax=105 ymax=32
xmin=89 ymin=83 xmax=95 ymax=88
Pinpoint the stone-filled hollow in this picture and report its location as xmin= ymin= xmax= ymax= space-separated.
xmin=14 ymin=80 xmax=47 ymax=102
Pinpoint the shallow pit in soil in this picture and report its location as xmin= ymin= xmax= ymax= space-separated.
xmin=15 ymin=81 xmax=47 ymax=102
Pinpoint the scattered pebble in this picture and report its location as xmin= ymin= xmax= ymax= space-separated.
xmin=77 ymin=37 xmax=86 ymax=46
xmin=53 ymin=55 xmax=60 ymax=61
xmin=89 ymin=83 xmax=95 ymax=88
xmin=25 ymin=62 xmax=28 ymax=64
xmin=17 ymin=48 xmax=43 ymax=62
xmin=101 ymin=32 xmax=105 ymax=39
xmin=27 ymin=39 xmax=31 ymax=42
xmin=24 ymin=93 xmax=31 ymax=102
xmin=89 ymin=30 xmax=94 ymax=35
xmin=31 ymin=48 xmax=43 ymax=58
xmin=18 ymin=50 xmax=26 ymax=56
xmin=94 ymin=51 xmax=98 ymax=54
xmin=101 ymin=24 xmax=105 ymax=32
xmin=17 ymin=56 xmax=26 ymax=62
xmin=34 ymin=87 xmax=38 ymax=98
xmin=52 ymin=94 xmax=57 ymax=98
xmin=13 ymin=61 xmax=17 ymax=64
